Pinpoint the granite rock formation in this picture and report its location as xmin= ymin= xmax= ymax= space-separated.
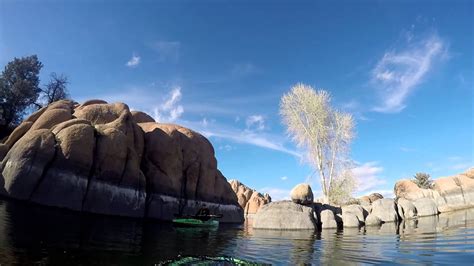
xmin=0 ymin=100 xmax=244 ymax=223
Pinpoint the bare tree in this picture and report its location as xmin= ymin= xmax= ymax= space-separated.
xmin=41 ymin=72 xmax=69 ymax=106
xmin=280 ymin=83 xmax=355 ymax=204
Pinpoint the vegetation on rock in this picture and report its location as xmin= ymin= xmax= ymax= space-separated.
xmin=413 ymin=172 xmax=433 ymax=189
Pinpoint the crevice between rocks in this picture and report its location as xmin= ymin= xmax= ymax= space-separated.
xmin=81 ymin=129 xmax=100 ymax=211
xmin=28 ymin=134 xmax=59 ymax=201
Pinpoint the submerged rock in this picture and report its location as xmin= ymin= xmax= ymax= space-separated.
xmin=0 ymin=99 xmax=243 ymax=223
xmin=253 ymin=201 xmax=318 ymax=230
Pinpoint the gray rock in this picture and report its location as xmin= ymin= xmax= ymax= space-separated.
xmin=397 ymin=198 xmax=417 ymax=219
xmin=413 ymin=198 xmax=438 ymax=217
xmin=342 ymin=213 xmax=361 ymax=227
xmin=253 ymin=201 xmax=317 ymax=230
xmin=320 ymin=209 xmax=338 ymax=229
xmin=342 ymin=204 xmax=366 ymax=222
xmin=370 ymin=198 xmax=399 ymax=223
xmin=365 ymin=214 xmax=382 ymax=226
xmin=290 ymin=183 xmax=314 ymax=205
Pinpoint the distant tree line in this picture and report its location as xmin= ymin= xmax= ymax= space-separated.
xmin=0 ymin=55 xmax=69 ymax=139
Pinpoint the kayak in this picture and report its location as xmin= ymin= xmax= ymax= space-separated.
xmin=161 ymin=256 xmax=258 ymax=265
xmin=172 ymin=218 xmax=219 ymax=227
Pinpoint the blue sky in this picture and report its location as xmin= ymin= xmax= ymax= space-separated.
xmin=1 ymin=0 xmax=472 ymax=200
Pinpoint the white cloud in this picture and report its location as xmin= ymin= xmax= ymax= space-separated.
xmin=126 ymin=54 xmax=140 ymax=68
xmin=246 ymin=115 xmax=265 ymax=131
xmin=199 ymin=128 xmax=301 ymax=158
xmin=259 ymin=187 xmax=291 ymax=201
xmin=150 ymin=41 xmax=180 ymax=62
xmin=352 ymin=162 xmax=387 ymax=195
xmin=372 ymin=32 xmax=446 ymax=113
xmin=280 ymin=176 xmax=288 ymax=181
xmin=152 ymin=86 xmax=184 ymax=122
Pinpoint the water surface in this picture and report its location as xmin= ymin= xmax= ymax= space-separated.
xmin=0 ymin=198 xmax=473 ymax=265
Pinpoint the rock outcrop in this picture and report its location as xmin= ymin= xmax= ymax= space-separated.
xmin=0 ymin=100 xmax=243 ymax=223
xmin=253 ymin=201 xmax=317 ymax=230
xmin=290 ymin=183 xmax=314 ymax=205
xmin=228 ymin=180 xmax=271 ymax=216
xmin=395 ymin=168 xmax=474 ymax=213
xmin=365 ymin=198 xmax=399 ymax=224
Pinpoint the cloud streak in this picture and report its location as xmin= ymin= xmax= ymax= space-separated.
xmin=372 ymin=32 xmax=446 ymax=113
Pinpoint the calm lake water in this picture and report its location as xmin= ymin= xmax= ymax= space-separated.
xmin=0 ymin=197 xmax=473 ymax=265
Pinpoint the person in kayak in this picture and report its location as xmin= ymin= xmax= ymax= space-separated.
xmin=195 ymin=204 xmax=211 ymax=220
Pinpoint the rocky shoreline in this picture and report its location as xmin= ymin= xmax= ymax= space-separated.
xmin=253 ymin=168 xmax=474 ymax=230
xmin=0 ymin=100 xmax=244 ymax=223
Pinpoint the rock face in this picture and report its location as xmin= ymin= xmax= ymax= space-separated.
xmin=290 ymin=183 xmax=314 ymax=205
xmin=365 ymin=199 xmax=399 ymax=224
xmin=341 ymin=204 xmax=366 ymax=227
xmin=229 ymin=180 xmax=271 ymax=216
xmin=397 ymin=198 xmax=417 ymax=219
xmin=0 ymin=100 xmax=243 ymax=223
xmin=320 ymin=209 xmax=338 ymax=229
xmin=413 ymin=198 xmax=438 ymax=217
xmin=395 ymin=169 xmax=474 ymax=213
xmin=253 ymin=201 xmax=317 ymax=230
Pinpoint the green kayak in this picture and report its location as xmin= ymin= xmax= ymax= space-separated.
xmin=172 ymin=218 xmax=219 ymax=227
xmin=161 ymin=256 xmax=260 ymax=265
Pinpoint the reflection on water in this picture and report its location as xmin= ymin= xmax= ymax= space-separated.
xmin=0 ymin=197 xmax=473 ymax=265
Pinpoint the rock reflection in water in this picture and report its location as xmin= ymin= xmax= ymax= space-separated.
xmin=0 ymin=198 xmax=473 ymax=265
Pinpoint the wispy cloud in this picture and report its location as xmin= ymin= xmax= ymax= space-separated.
xmin=246 ymin=115 xmax=265 ymax=131
xmin=198 ymin=127 xmax=301 ymax=158
xmin=280 ymin=176 xmax=288 ymax=181
xmin=126 ymin=54 xmax=140 ymax=68
xmin=352 ymin=161 xmax=387 ymax=195
xmin=152 ymin=86 xmax=184 ymax=122
xmin=372 ymin=32 xmax=446 ymax=113
xmin=149 ymin=40 xmax=180 ymax=63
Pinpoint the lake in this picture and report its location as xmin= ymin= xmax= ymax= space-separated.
xmin=0 ymin=197 xmax=473 ymax=265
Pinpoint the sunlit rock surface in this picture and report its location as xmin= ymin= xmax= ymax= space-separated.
xmin=0 ymin=100 xmax=243 ymax=223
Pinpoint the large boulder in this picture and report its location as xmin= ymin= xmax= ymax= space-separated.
xmin=228 ymin=180 xmax=271 ymax=216
xmin=368 ymin=198 xmax=399 ymax=223
xmin=290 ymin=183 xmax=314 ymax=205
xmin=342 ymin=204 xmax=366 ymax=221
xmin=0 ymin=99 xmax=243 ymax=223
xmin=320 ymin=209 xmax=338 ymax=229
xmin=413 ymin=198 xmax=438 ymax=217
xmin=397 ymin=198 xmax=417 ymax=219
xmin=253 ymin=201 xmax=317 ymax=230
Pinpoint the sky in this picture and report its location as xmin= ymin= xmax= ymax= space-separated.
xmin=1 ymin=0 xmax=472 ymax=200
